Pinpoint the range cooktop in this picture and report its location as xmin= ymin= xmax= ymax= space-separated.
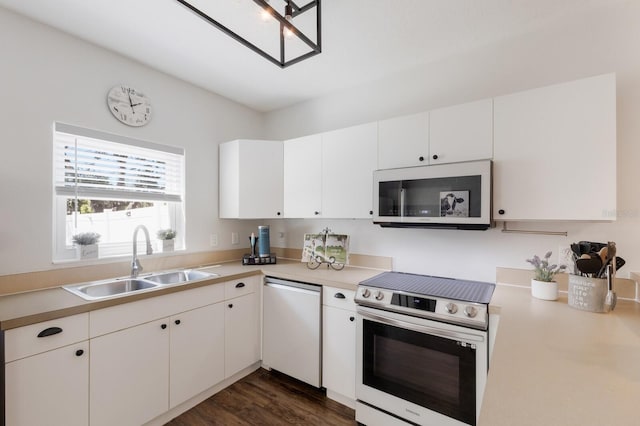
xmin=356 ymin=271 xmax=496 ymax=329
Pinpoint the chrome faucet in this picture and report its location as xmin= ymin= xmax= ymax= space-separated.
xmin=131 ymin=225 xmax=153 ymax=278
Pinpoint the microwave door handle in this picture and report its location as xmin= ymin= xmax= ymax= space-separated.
xmin=400 ymin=187 xmax=405 ymax=217
xmin=358 ymin=309 xmax=485 ymax=343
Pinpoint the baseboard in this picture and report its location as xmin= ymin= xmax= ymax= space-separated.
xmin=326 ymin=389 xmax=356 ymax=409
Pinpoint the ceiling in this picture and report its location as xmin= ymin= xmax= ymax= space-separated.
xmin=0 ymin=0 xmax=623 ymax=112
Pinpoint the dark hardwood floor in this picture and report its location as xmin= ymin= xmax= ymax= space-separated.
xmin=166 ymin=368 xmax=356 ymax=426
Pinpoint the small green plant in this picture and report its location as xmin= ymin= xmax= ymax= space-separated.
xmin=526 ymin=251 xmax=566 ymax=282
xmin=72 ymin=232 xmax=101 ymax=245
xmin=157 ymin=229 xmax=177 ymax=240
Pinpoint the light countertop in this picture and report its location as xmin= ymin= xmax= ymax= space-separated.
xmin=0 ymin=260 xmax=381 ymax=330
xmin=479 ymin=284 xmax=640 ymax=426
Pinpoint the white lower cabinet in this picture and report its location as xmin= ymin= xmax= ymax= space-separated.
xmin=225 ymin=291 xmax=260 ymax=378
xmin=5 ymin=341 xmax=89 ymax=426
xmin=170 ymin=302 xmax=225 ymax=408
xmin=322 ymin=287 xmax=357 ymax=406
xmin=90 ymin=318 xmax=170 ymax=426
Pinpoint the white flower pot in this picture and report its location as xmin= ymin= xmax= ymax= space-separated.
xmin=161 ymin=239 xmax=175 ymax=252
xmin=531 ymin=279 xmax=558 ymax=301
xmin=77 ymin=244 xmax=98 ymax=259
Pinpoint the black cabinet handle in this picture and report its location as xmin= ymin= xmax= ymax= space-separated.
xmin=314 ymin=211 xmax=320 ymax=215
xmin=161 ymin=324 xmax=167 ymax=330
xmin=349 ymin=316 xmax=355 ymax=322
xmin=498 ymin=209 xmax=505 ymax=215
xmin=175 ymin=319 xmax=181 ymax=325
xmin=235 ymin=282 xmax=245 ymax=288
xmin=369 ymin=210 xmax=373 ymax=215
xmin=75 ymin=349 xmax=84 ymax=357
xmin=228 ymin=304 xmax=233 ymax=308
xmin=432 ymin=154 xmax=439 ymax=160
xmin=277 ymin=212 xmax=281 ymax=216
xmin=334 ymin=293 xmax=346 ymax=299
xmin=37 ymin=327 xmax=63 ymax=338
xmin=419 ymin=156 xmax=425 ymax=162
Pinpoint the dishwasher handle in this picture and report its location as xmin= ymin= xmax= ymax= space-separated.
xmin=264 ymin=277 xmax=321 ymax=294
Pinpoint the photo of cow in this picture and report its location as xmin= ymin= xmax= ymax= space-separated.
xmin=440 ymin=190 xmax=469 ymax=217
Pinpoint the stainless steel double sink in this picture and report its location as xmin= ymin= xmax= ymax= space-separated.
xmin=63 ymin=270 xmax=219 ymax=301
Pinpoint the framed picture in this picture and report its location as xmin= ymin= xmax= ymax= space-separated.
xmin=440 ymin=190 xmax=469 ymax=217
xmin=302 ymin=233 xmax=349 ymax=264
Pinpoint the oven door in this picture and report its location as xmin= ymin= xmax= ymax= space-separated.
xmin=356 ymin=306 xmax=488 ymax=426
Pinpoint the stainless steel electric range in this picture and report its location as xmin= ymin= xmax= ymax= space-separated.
xmin=355 ymin=271 xmax=495 ymax=426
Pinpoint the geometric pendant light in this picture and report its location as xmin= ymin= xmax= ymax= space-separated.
xmin=176 ymin=0 xmax=321 ymax=68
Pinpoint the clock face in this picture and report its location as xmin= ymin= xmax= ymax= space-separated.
xmin=107 ymin=85 xmax=152 ymax=127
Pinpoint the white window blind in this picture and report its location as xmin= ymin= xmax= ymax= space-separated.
xmin=54 ymin=122 xmax=184 ymax=202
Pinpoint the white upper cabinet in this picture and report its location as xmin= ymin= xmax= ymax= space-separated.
xmin=377 ymin=99 xmax=493 ymax=170
xmin=283 ymin=134 xmax=323 ymax=218
xmin=493 ymin=73 xmax=616 ymax=221
xmin=378 ymin=112 xmax=429 ymax=169
xmin=429 ymin=98 xmax=493 ymax=164
xmin=219 ymin=139 xmax=283 ymax=219
xmin=322 ymin=122 xmax=378 ymax=218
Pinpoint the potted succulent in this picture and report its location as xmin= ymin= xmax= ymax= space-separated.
xmin=72 ymin=232 xmax=101 ymax=259
xmin=157 ymin=229 xmax=177 ymax=252
xmin=526 ymin=251 xmax=566 ymax=300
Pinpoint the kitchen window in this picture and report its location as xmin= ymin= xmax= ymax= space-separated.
xmin=53 ymin=122 xmax=185 ymax=261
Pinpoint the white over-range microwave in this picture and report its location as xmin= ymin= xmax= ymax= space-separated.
xmin=372 ymin=160 xmax=492 ymax=230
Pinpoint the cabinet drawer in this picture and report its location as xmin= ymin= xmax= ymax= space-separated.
xmin=5 ymin=313 xmax=89 ymax=362
xmin=224 ymin=275 xmax=258 ymax=300
xmin=322 ymin=286 xmax=356 ymax=311
xmin=90 ymin=283 xmax=225 ymax=338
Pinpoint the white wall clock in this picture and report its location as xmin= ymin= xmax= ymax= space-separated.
xmin=107 ymin=85 xmax=152 ymax=127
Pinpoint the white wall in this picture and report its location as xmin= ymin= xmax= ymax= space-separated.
xmin=0 ymin=7 xmax=264 ymax=275
xmin=264 ymin=1 xmax=640 ymax=282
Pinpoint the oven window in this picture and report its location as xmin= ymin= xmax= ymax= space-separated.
xmin=363 ymin=319 xmax=477 ymax=425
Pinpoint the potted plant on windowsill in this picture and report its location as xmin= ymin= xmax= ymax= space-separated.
xmin=72 ymin=232 xmax=101 ymax=259
xmin=157 ymin=229 xmax=176 ymax=252
xmin=526 ymin=251 xmax=566 ymax=301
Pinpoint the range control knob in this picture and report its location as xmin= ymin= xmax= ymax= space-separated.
xmin=361 ymin=289 xmax=371 ymax=298
xmin=445 ymin=303 xmax=458 ymax=314
xmin=464 ymin=306 xmax=478 ymax=318
xmin=375 ymin=291 xmax=384 ymax=301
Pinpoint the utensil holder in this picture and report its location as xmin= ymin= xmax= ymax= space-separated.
xmin=568 ymin=274 xmax=609 ymax=313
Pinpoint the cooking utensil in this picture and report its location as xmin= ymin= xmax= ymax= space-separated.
xmin=598 ymin=247 xmax=607 ymax=264
xmin=596 ymin=241 xmax=616 ymax=278
xmin=604 ymin=263 xmax=617 ymax=312
xmin=576 ymin=256 xmax=602 ymax=277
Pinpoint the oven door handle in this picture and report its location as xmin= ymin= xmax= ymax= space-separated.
xmin=358 ymin=309 xmax=485 ymax=343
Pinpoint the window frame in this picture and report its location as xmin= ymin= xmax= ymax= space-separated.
xmin=52 ymin=122 xmax=185 ymax=262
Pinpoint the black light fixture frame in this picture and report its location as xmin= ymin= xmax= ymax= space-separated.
xmin=176 ymin=0 xmax=321 ymax=68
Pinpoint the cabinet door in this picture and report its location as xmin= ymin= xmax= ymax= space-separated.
xmin=5 ymin=342 xmax=88 ymax=426
xmin=429 ymin=98 xmax=493 ymax=164
xmin=378 ymin=112 xmax=429 ymax=169
xmin=283 ymin=134 xmax=323 ymax=218
xmin=322 ymin=122 xmax=378 ymax=218
xmin=322 ymin=305 xmax=356 ymax=401
xmin=219 ymin=139 xmax=284 ymax=219
xmin=170 ymin=302 xmax=225 ymax=408
xmin=493 ymin=74 xmax=616 ymax=220
xmin=90 ymin=318 xmax=169 ymax=426
xmin=225 ymin=292 xmax=260 ymax=378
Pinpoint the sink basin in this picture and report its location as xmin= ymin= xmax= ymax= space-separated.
xmin=144 ymin=270 xmax=218 ymax=285
xmin=63 ymin=269 xmax=219 ymax=301
xmin=63 ymin=279 xmax=159 ymax=301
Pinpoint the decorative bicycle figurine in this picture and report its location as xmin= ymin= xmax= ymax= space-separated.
xmin=304 ymin=227 xmax=347 ymax=271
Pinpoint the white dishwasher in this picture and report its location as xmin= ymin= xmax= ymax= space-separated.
xmin=263 ymin=276 xmax=321 ymax=387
